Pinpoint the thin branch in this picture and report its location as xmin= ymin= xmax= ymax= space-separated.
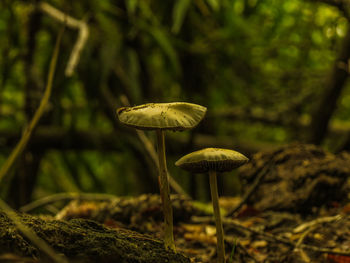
xmin=208 ymin=107 xmax=350 ymax=137
xmin=119 ymin=95 xmax=190 ymax=198
xmin=293 ymin=214 xmax=342 ymax=233
xmin=20 ymin=192 xmax=118 ymax=213
xmin=295 ymin=226 xmax=317 ymax=249
xmin=225 ymin=160 xmax=274 ymax=217
xmin=193 ymin=216 xmax=350 ymax=256
xmin=38 ymin=2 xmax=89 ymax=76
xmin=0 ymin=126 xmax=276 ymax=154
xmin=0 ymin=27 xmax=63 ymax=184
xmin=137 ymin=129 xmax=190 ymax=198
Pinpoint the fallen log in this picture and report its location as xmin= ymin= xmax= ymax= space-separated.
xmin=0 ymin=211 xmax=190 ymax=263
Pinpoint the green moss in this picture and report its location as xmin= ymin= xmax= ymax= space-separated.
xmin=0 ymin=212 xmax=190 ymax=263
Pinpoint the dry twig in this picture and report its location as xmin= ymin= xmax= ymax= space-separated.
xmin=192 ymin=216 xmax=350 ymax=257
xmin=226 ymin=154 xmax=277 ymax=217
xmin=293 ymin=214 xmax=342 ymax=233
xmin=0 ymin=27 xmax=63 ymax=184
xmin=119 ymin=95 xmax=190 ymax=198
xmin=38 ymin=2 xmax=89 ymax=76
xmin=20 ymin=192 xmax=118 ymax=213
xmin=226 ymin=161 xmax=273 ymax=217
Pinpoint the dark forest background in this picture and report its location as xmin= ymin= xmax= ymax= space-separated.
xmin=1 ymin=0 xmax=350 ymax=208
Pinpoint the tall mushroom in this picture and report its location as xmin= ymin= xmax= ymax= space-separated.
xmin=117 ymin=102 xmax=207 ymax=251
xmin=175 ymin=148 xmax=248 ymax=263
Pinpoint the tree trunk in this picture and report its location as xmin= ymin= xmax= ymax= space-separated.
xmin=308 ymin=28 xmax=350 ymax=145
xmin=7 ymin=4 xmax=43 ymax=208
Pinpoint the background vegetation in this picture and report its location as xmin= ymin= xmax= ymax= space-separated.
xmin=1 ymin=0 xmax=350 ymax=208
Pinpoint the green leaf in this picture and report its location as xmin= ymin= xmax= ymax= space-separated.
xmin=172 ymin=0 xmax=191 ymax=34
xmin=149 ymin=27 xmax=181 ymax=75
xmin=228 ymin=238 xmax=237 ymax=263
xmin=206 ymin=0 xmax=220 ymax=11
xmin=126 ymin=49 xmax=141 ymax=102
xmin=125 ymin=0 xmax=138 ymax=15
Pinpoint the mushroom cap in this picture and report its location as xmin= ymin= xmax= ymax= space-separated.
xmin=175 ymin=148 xmax=249 ymax=173
xmin=117 ymin=102 xmax=207 ymax=131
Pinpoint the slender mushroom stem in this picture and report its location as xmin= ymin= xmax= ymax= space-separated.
xmin=156 ymin=129 xmax=175 ymax=251
xmin=209 ymin=170 xmax=225 ymax=263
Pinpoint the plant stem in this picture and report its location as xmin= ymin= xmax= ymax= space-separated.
xmin=156 ymin=129 xmax=175 ymax=251
xmin=0 ymin=26 xmax=64 ymax=185
xmin=209 ymin=170 xmax=225 ymax=263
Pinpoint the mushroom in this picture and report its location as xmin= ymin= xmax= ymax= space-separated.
xmin=175 ymin=148 xmax=248 ymax=263
xmin=117 ymin=102 xmax=207 ymax=251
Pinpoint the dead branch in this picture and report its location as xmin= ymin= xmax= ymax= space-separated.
xmin=192 ymin=216 xmax=350 ymax=257
xmin=293 ymin=214 xmax=342 ymax=233
xmin=0 ymin=126 xmax=277 ymax=155
xmin=38 ymin=2 xmax=89 ymax=76
xmin=119 ymin=95 xmax=190 ymax=198
xmin=225 ymin=159 xmax=274 ymax=217
xmin=19 ymin=192 xmax=118 ymax=213
xmin=207 ymin=107 xmax=350 ymax=137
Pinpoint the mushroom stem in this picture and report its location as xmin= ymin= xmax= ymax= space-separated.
xmin=156 ymin=129 xmax=175 ymax=251
xmin=209 ymin=170 xmax=225 ymax=263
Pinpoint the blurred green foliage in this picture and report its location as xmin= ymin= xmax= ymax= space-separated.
xmin=0 ymin=0 xmax=349 ymax=204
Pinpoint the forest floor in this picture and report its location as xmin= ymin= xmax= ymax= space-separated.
xmin=0 ymin=144 xmax=350 ymax=263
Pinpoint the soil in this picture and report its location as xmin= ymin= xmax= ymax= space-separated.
xmin=1 ymin=143 xmax=350 ymax=263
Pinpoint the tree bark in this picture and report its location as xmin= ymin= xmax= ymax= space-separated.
xmin=308 ymin=28 xmax=350 ymax=145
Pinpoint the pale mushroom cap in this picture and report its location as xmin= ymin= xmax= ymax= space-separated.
xmin=175 ymin=148 xmax=249 ymax=173
xmin=117 ymin=102 xmax=207 ymax=131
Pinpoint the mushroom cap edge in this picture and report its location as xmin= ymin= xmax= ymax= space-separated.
xmin=117 ymin=102 xmax=207 ymax=131
xmin=175 ymin=148 xmax=249 ymax=173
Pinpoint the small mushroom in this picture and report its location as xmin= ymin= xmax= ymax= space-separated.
xmin=175 ymin=148 xmax=248 ymax=263
xmin=117 ymin=102 xmax=207 ymax=251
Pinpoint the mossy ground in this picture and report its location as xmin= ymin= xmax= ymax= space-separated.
xmin=0 ymin=212 xmax=190 ymax=263
xmin=1 ymin=144 xmax=350 ymax=262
